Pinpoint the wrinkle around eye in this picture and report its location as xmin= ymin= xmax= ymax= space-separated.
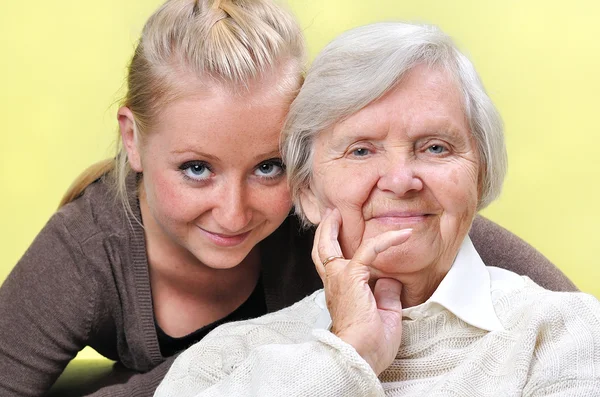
xmin=315 ymin=148 xmax=345 ymax=166
xmin=345 ymin=141 xmax=382 ymax=160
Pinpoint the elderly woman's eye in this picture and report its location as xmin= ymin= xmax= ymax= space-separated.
xmin=427 ymin=144 xmax=446 ymax=154
xmin=351 ymin=148 xmax=370 ymax=157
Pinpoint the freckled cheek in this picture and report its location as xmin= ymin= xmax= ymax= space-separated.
xmin=431 ymin=167 xmax=479 ymax=215
xmin=250 ymin=183 xmax=292 ymax=221
xmin=450 ymin=169 xmax=460 ymax=185
xmin=150 ymin=175 xmax=203 ymax=224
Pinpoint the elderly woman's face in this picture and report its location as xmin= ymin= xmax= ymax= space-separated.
xmin=302 ymin=65 xmax=480 ymax=276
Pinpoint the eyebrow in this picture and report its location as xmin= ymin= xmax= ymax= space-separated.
xmin=170 ymin=149 xmax=219 ymax=161
xmin=329 ymin=121 xmax=385 ymax=145
xmin=170 ymin=149 xmax=282 ymax=163
xmin=412 ymin=123 xmax=468 ymax=142
xmin=254 ymin=150 xmax=283 ymax=161
xmin=331 ymin=118 xmax=467 ymax=143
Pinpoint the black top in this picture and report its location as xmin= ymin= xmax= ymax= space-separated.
xmin=0 ymin=169 xmax=573 ymax=396
xmin=155 ymin=277 xmax=268 ymax=357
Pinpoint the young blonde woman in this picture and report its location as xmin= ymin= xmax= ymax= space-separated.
xmin=0 ymin=1 xmax=575 ymax=396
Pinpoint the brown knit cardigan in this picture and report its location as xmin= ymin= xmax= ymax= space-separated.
xmin=0 ymin=174 xmax=576 ymax=396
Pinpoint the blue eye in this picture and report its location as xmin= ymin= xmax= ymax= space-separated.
xmin=254 ymin=159 xmax=285 ymax=179
xmin=180 ymin=161 xmax=212 ymax=181
xmin=352 ymin=148 xmax=370 ymax=157
xmin=427 ymin=144 xmax=446 ymax=154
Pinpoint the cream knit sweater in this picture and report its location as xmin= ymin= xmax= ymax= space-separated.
xmin=155 ymin=279 xmax=600 ymax=397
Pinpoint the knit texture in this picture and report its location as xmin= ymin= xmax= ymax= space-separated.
xmin=155 ymin=292 xmax=384 ymax=397
xmin=380 ymin=279 xmax=600 ymax=396
xmin=0 ymin=173 xmax=576 ymax=396
xmin=156 ymin=280 xmax=600 ymax=397
xmin=0 ymin=174 xmax=321 ymax=397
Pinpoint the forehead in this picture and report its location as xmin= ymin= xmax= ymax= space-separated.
xmin=329 ymin=65 xmax=468 ymax=141
xmin=148 ymin=63 xmax=297 ymax=136
xmin=145 ymin=84 xmax=290 ymax=161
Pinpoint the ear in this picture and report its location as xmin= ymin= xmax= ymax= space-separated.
xmin=298 ymin=187 xmax=322 ymax=225
xmin=118 ymin=107 xmax=143 ymax=172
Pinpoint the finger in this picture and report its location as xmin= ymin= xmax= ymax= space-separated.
xmin=373 ymin=278 xmax=403 ymax=313
xmin=311 ymin=208 xmax=331 ymax=263
xmin=315 ymin=209 xmax=344 ymax=269
xmin=352 ymin=228 xmax=412 ymax=268
xmin=373 ymin=278 xmax=404 ymax=347
xmin=312 ymin=216 xmax=325 ymax=280
xmin=312 ymin=208 xmax=332 ymax=280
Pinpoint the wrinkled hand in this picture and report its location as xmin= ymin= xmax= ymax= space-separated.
xmin=312 ymin=209 xmax=412 ymax=375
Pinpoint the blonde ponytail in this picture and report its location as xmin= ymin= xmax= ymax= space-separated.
xmin=58 ymin=158 xmax=115 ymax=208
xmin=61 ymin=0 xmax=304 ymax=218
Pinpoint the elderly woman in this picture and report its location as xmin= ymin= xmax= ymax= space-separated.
xmin=155 ymin=22 xmax=600 ymax=396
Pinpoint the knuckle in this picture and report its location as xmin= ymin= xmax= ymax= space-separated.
xmin=352 ymin=259 xmax=368 ymax=268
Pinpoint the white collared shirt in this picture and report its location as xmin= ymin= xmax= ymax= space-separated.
xmin=157 ymin=237 xmax=600 ymax=396
xmin=314 ymin=236 xmax=525 ymax=332
xmin=402 ymin=236 xmax=523 ymax=332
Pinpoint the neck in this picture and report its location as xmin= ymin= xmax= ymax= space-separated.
xmin=398 ymin=269 xmax=447 ymax=308
xmin=374 ymin=255 xmax=455 ymax=309
xmin=138 ymin=186 xmax=261 ymax=337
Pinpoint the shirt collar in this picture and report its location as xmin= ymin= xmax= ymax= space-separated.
xmin=402 ymin=236 xmax=505 ymax=332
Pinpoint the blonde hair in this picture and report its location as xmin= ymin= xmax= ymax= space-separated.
xmin=59 ymin=0 xmax=305 ymax=217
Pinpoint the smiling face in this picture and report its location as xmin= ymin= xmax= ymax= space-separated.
xmin=301 ymin=64 xmax=480 ymax=278
xmin=123 ymin=78 xmax=293 ymax=270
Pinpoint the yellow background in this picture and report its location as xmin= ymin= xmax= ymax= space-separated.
xmin=1 ymin=1 xmax=599 ymax=361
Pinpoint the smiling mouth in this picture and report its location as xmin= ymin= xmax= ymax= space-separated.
xmin=197 ymin=227 xmax=252 ymax=247
xmin=372 ymin=213 xmax=434 ymax=225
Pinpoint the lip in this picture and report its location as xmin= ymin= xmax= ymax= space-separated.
xmin=197 ymin=227 xmax=252 ymax=247
xmin=371 ymin=212 xmax=434 ymax=225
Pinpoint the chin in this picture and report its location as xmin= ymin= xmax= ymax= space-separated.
xmin=192 ymin=248 xmax=252 ymax=270
xmin=370 ymin=244 xmax=435 ymax=276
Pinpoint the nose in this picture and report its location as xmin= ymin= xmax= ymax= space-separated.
xmin=213 ymin=181 xmax=253 ymax=233
xmin=376 ymin=157 xmax=423 ymax=197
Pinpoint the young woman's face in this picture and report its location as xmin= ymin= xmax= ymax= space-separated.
xmin=128 ymin=81 xmax=293 ymax=270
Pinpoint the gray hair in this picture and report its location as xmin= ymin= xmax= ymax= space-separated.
xmin=281 ymin=22 xmax=506 ymax=226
